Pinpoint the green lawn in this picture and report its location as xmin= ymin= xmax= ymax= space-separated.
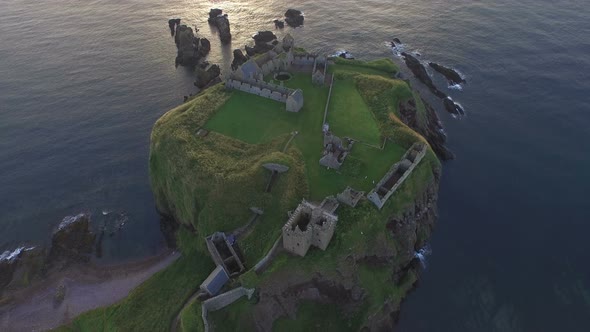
xmin=204 ymin=91 xmax=297 ymax=144
xmin=327 ymin=79 xmax=382 ymax=145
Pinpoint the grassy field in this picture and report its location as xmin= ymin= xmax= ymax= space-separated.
xmin=327 ymin=79 xmax=381 ymax=145
xmin=204 ymin=91 xmax=297 ymax=144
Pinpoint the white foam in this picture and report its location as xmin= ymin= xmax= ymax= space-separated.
xmin=57 ymin=213 xmax=86 ymax=231
xmin=449 ymin=83 xmax=463 ymax=90
xmin=414 ymin=244 xmax=432 ymax=269
xmin=0 ymin=246 xmax=34 ymax=262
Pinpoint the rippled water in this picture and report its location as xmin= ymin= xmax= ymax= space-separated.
xmin=1 ymin=0 xmax=589 ymax=329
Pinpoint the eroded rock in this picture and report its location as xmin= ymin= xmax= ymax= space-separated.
xmin=194 ymin=64 xmax=221 ymax=89
xmin=285 ymin=9 xmax=304 ymax=27
xmin=231 ymin=49 xmax=248 ymax=70
xmin=208 ymin=9 xmax=231 ymax=43
xmin=48 ymin=214 xmax=96 ymax=265
xmin=429 ymin=62 xmax=466 ymax=85
xmin=402 ymin=52 xmax=446 ymax=99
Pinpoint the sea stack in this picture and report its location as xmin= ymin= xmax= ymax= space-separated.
xmin=208 ymin=8 xmax=232 ymax=43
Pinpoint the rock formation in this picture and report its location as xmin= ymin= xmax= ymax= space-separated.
xmin=194 ymin=64 xmax=221 ymax=89
xmin=249 ymin=30 xmax=278 ymax=54
xmin=401 ymin=52 xmax=446 ymax=99
xmin=429 ymin=62 xmax=466 ymax=85
xmin=168 ymin=18 xmax=181 ymax=36
xmin=174 ymin=25 xmax=210 ymax=66
xmin=398 ymin=99 xmax=454 ymax=160
xmin=285 ymin=9 xmax=304 ymax=27
xmin=231 ymin=49 xmax=248 ymax=70
xmin=208 ymin=8 xmax=231 ymax=43
xmin=48 ymin=214 xmax=96 ymax=264
xmin=273 ymin=19 xmax=285 ymax=29
xmin=0 ymin=213 xmax=98 ymax=294
xmin=443 ymin=97 xmax=465 ymax=116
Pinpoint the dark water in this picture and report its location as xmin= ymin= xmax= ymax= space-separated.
xmin=1 ymin=0 xmax=589 ymax=329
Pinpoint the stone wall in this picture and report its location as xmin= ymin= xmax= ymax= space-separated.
xmin=201 ymin=287 xmax=255 ymax=332
xmin=226 ymin=78 xmax=291 ymax=103
xmin=367 ymin=143 xmax=427 ymax=209
xmin=293 ymin=54 xmax=317 ymax=66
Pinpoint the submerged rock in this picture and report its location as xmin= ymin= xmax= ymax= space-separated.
xmin=208 ymin=9 xmax=231 ymax=43
xmin=273 ymin=19 xmax=285 ymax=29
xmin=443 ymin=97 xmax=465 ymax=116
xmin=392 ymin=37 xmax=402 ymax=44
xmin=285 ymin=9 xmax=304 ymax=27
xmin=429 ymin=62 xmax=466 ymax=85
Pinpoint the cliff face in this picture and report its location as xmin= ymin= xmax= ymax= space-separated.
xmin=399 ymin=98 xmax=454 ymax=160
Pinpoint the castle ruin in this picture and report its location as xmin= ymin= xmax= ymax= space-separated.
xmin=225 ymin=34 xmax=329 ymax=114
xmin=282 ymin=198 xmax=339 ymax=257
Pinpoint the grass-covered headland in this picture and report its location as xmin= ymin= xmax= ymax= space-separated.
xmin=59 ymin=58 xmax=441 ymax=331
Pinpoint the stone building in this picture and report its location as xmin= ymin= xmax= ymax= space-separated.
xmin=337 ymin=187 xmax=365 ymax=207
xmin=205 ymin=232 xmax=246 ymax=276
xmin=200 ymin=265 xmax=229 ymax=296
xmin=286 ymin=89 xmax=304 ymax=112
xmin=367 ymin=143 xmax=427 ymax=209
xmin=282 ymin=199 xmax=338 ymax=257
xmin=312 ymin=55 xmax=327 ymax=85
xmin=319 ymin=130 xmax=351 ymax=169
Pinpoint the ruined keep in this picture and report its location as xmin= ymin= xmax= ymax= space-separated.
xmin=367 ymin=143 xmax=427 ymax=209
xmin=282 ymin=199 xmax=338 ymax=257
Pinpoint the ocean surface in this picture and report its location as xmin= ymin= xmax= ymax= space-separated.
xmin=1 ymin=0 xmax=589 ymax=330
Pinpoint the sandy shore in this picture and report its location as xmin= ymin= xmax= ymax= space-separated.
xmin=0 ymin=250 xmax=181 ymax=332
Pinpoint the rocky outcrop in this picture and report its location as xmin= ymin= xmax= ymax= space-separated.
xmin=1 ymin=213 xmax=98 ymax=294
xmin=174 ymin=25 xmax=210 ymax=66
xmin=0 ymin=247 xmax=45 ymax=292
xmin=443 ymin=97 xmax=465 ymax=116
xmin=285 ymin=9 xmax=304 ymax=27
xmin=402 ymin=52 xmax=446 ymax=99
xmin=194 ymin=64 xmax=221 ymax=89
xmin=273 ymin=19 xmax=285 ymax=29
xmin=231 ymin=49 xmax=248 ymax=70
xmin=398 ymin=99 xmax=454 ymax=160
xmin=168 ymin=18 xmax=181 ymax=36
xmin=208 ymin=9 xmax=231 ymax=43
xmin=247 ymin=31 xmax=278 ymax=55
xmin=429 ymin=63 xmax=465 ymax=85
xmin=48 ymin=214 xmax=96 ymax=265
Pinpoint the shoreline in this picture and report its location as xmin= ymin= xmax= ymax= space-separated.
xmin=0 ymin=249 xmax=180 ymax=331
